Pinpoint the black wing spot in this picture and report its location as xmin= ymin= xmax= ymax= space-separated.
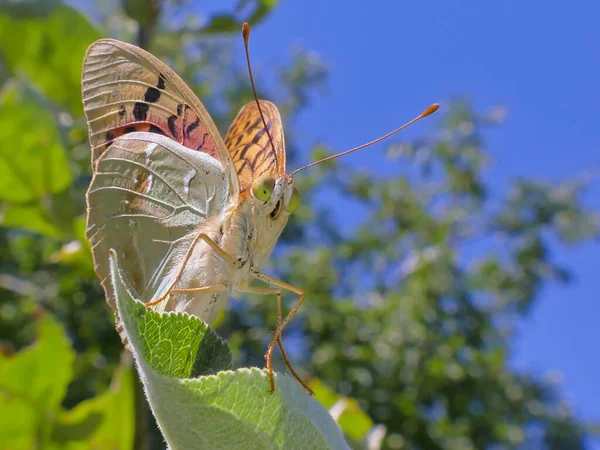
xmin=118 ymin=105 xmax=126 ymax=117
xmin=197 ymin=133 xmax=209 ymax=150
xmin=238 ymin=128 xmax=266 ymax=160
xmin=149 ymin=124 xmax=166 ymax=136
xmin=133 ymin=102 xmax=149 ymax=121
xmin=144 ymin=87 xmax=160 ymax=103
xmin=177 ymin=104 xmax=183 ymax=116
xmin=124 ymin=126 xmax=136 ymax=134
xmin=251 ymin=128 xmax=266 ymax=146
xmin=186 ymin=117 xmax=200 ymax=136
xmin=236 ymin=134 xmax=244 ymax=145
xmin=168 ymin=115 xmax=178 ymax=138
xmin=236 ymin=159 xmax=249 ymax=175
xmin=157 ymin=73 xmax=166 ymax=90
xmin=105 ymin=131 xmax=115 ymax=146
xmin=251 ymin=117 xmax=262 ymax=130
xmin=256 ymin=159 xmax=276 ymax=177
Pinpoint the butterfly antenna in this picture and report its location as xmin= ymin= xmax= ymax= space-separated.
xmin=242 ymin=23 xmax=278 ymax=166
xmin=291 ymin=103 xmax=440 ymax=175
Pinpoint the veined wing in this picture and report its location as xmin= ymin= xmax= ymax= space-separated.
xmin=82 ymin=38 xmax=238 ymax=197
xmin=224 ymin=100 xmax=285 ymax=193
xmin=86 ymin=132 xmax=229 ymax=321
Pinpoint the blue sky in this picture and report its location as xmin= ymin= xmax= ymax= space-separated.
xmin=224 ymin=0 xmax=600 ymax=446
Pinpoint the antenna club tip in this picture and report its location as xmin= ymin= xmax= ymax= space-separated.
xmin=421 ymin=103 xmax=440 ymax=118
xmin=242 ymin=22 xmax=250 ymax=40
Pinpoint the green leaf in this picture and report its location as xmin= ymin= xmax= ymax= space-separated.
xmin=0 ymin=310 xmax=135 ymax=449
xmin=0 ymin=398 xmax=37 ymax=450
xmin=0 ymin=4 xmax=100 ymax=115
xmin=122 ymin=0 xmax=161 ymax=30
xmin=0 ymin=313 xmax=74 ymax=448
xmin=46 ymin=215 xmax=95 ymax=271
xmin=55 ymin=363 xmax=135 ymax=450
xmin=120 ymin=288 xmax=232 ymax=378
xmin=0 ymin=81 xmax=72 ymax=203
xmin=310 ymin=379 xmax=374 ymax=442
xmin=0 ymin=312 xmax=74 ymax=412
xmin=1 ymin=203 xmax=63 ymax=237
xmin=110 ymin=251 xmax=349 ymax=450
xmin=0 ymin=0 xmax=60 ymax=18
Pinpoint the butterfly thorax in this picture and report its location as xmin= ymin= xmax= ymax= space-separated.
xmin=173 ymin=178 xmax=291 ymax=322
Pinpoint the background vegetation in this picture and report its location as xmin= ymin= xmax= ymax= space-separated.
xmin=0 ymin=1 xmax=598 ymax=449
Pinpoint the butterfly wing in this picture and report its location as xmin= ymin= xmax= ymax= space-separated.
xmin=224 ymin=100 xmax=285 ymax=193
xmin=82 ymin=38 xmax=238 ymax=196
xmin=86 ymin=132 xmax=229 ymax=321
xmin=82 ymin=39 xmax=239 ymax=332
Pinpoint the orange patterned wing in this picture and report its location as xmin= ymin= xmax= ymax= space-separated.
xmin=224 ymin=101 xmax=285 ymax=193
xmin=82 ymin=39 xmax=238 ymax=196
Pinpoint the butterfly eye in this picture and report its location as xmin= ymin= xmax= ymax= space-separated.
xmin=286 ymin=187 xmax=300 ymax=213
xmin=251 ymin=175 xmax=275 ymax=202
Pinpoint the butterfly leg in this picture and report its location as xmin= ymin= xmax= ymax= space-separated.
xmin=145 ymin=232 xmax=238 ymax=308
xmin=250 ymin=268 xmax=310 ymax=395
xmin=241 ymin=285 xmax=314 ymax=395
xmin=169 ymin=285 xmax=225 ymax=295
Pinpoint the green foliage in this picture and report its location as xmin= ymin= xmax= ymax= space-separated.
xmin=0 ymin=1 xmax=597 ymax=450
xmin=200 ymin=0 xmax=279 ymax=34
xmin=0 ymin=0 xmax=60 ymax=18
xmin=0 ymin=312 xmax=134 ymax=450
xmin=110 ymin=252 xmax=349 ymax=450
xmin=310 ymin=379 xmax=376 ymax=446
xmin=0 ymin=4 xmax=100 ymax=115
xmin=0 ymin=82 xmax=72 ymax=235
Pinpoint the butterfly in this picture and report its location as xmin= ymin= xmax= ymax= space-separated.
xmin=82 ymin=38 xmax=312 ymax=393
xmin=82 ymin=29 xmax=438 ymax=395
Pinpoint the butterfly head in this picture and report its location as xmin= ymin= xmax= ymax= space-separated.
xmin=250 ymin=174 xmax=299 ymax=221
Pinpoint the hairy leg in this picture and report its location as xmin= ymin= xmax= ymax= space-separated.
xmin=240 ymin=284 xmax=314 ymax=395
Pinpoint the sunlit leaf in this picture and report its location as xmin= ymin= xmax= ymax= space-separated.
xmin=0 ymin=4 xmax=100 ymax=115
xmin=0 ymin=313 xmax=74 ymax=412
xmin=55 ymin=363 xmax=135 ymax=450
xmin=0 ymin=313 xmax=74 ymax=449
xmin=310 ymin=379 xmax=374 ymax=442
xmin=0 ymin=397 xmax=36 ymax=450
xmin=0 ymin=310 xmax=135 ymax=449
xmin=1 ymin=203 xmax=62 ymax=237
xmin=0 ymin=81 xmax=72 ymax=203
